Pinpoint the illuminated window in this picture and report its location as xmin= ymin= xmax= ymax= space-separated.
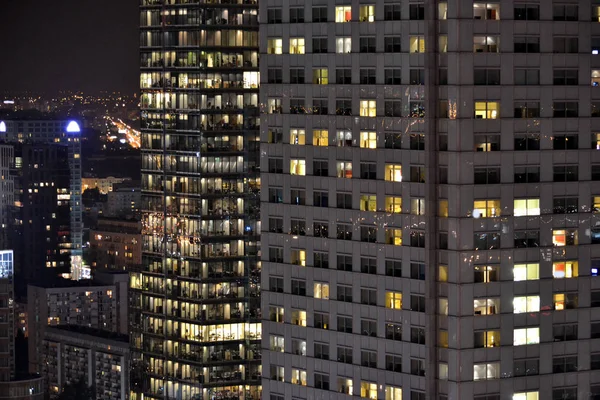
xmin=552 ymin=261 xmax=578 ymax=278
xmin=473 ymin=35 xmax=499 ymax=52
xmin=411 ymin=198 xmax=425 ymax=215
xmin=291 ymin=369 xmax=307 ymax=386
xmin=290 ymin=249 xmax=306 ymax=266
xmin=514 ymin=199 xmax=540 ymax=216
xmin=290 ymin=159 xmax=306 ymax=175
xmin=385 ymin=228 xmax=402 ymax=246
xmin=439 ymin=363 xmax=449 ymax=380
xmin=269 ymin=306 xmax=284 ymax=322
xmin=552 ymin=229 xmax=578 ymax=246
xmin=361 ymin=382 xmax=377 ymax=399
xmin=336 ymin=6 xmax=352 ymax=22
xmin=359 ymin=5 xmax=375 ymax=21
xmin=473 ymin=363 xmax=500 ymax=380
xmin=439 ymin=200 xmax=449 ymax=217
xmin=473 ymin=3 xmax=500 ymax=20
xmin=270 ymin=335 xmax=284 ymax=352
xmin=439 ymin=298 xmax=448 ymax=315
xmin=439 ymin=265 xmax=448 ymax=282
xmin=385 ymin=386 xmax=402 ymax=400
xmin=338 ymin=378 xmax=353 ymax=394
xmin=291 ymin=310 xmax=306 ymax=326
xmin=439 ymin=35 xmax=448 ymax=52
xmin=336 ymin=37 xmax=352 ymax=53
xmin=386 ymin=291 xmax=402 ymax=309
xmin=385 ymin=164 xmax=402 ymax=182
xmin=474 ymin=101 xmax=500 ymax=119
xmin=314 ymin=282 xmax=329 ymax=299
xmin=336 ymin=161 xmax=353 ymax=178
xmin=360 ymin=100 xmax=377 ymax=117
xmin=409 ymin=36 xmax=426 ymax=53
xmin=514 ymin=296 xmax=540 ymax=313
xmin=514 ymin=263 xmax=539 ymax=281
xmin=313 ymin=68 xmax=329 ymax=84
xmin=290 ymin=129 xmax=305 ymax=145
xmin=513 ymin=327 xmax=540 ymax=346
xmin=474 ymin=298 xmax=500 ymax=315
xmin=593 ymin=135 xmax=600 ymax=150
xmin=386 ymin=196 xmax=402 ymax=213
xmin=337 ymin=130 xmax=353 ymax=146
xmin=360 ymin=195 xmax=377 ymax=211
xmin=473 ymin=199 xmax=501 ymax=218
xmin=360 ymin=131 xmax=377 ymax=148
xmin=290 ymin=38 xmax=305 ymax=54
xmin=513 ymin=392 xmax=539 ymax=400
xmin=313 ymin=129 xmax=328 ymax=146
xmin=553 ymin=293 xmax=578 ymax=310
xmin=474 ymin=265 xmax=499 ymax=282
xmin=474 ymin=330 xmax=500 ymax=348
xmin=267 ymin=38 xmax=283 ymax=54
xmin=439 ymin=330 xmax=449 ymax=347
xmin=594 ymin=6 xmax=600 ymax=22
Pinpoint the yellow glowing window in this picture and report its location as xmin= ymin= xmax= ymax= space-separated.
xmin=385 ymin=291 xmax=402 ymax=309
xmin=290 ymin=159 xmax=306 ymax=175
xmin=439 ymin=298 xmax=448 ymax=315
xmin=439 ymin=199 xmax=449 ymax=217
xmin=593 ymin=196 xmax=600 ymax=212
xmin=290 ymin=129 xmax=305 ymax=145
xmin=594 ymin=6 xmax=600 ymax=22
xmin=314 ymin=282 xmax=329 ymax=299
xmin=291 ymin=369 xmax=307 ymax=386
xmin=439 ymin=265 xmax=448 ymax=282
xmin=360 ymin=100 xmax=377 ymax=117
xmin=473 ymin=298 xmax=499 ymax=315
xmin=385 ymin=164 xmax=402 ymax=182
xmin=473 ymin=199 xmax=500 ymax=218
xmin=477 ymin=330 xmax=500 ymax=348
xmin=552 ymin=261 xmax=578 ymax=278
xmin=313 ymin=129 xmax=328 ymax=146
xmin=513 ymin=263 xmax=539 ymax=281
xmin=474 ymin=101 xmax=499 ymax=119
xmin=438 ymin=330 xmax=449 ymax=348
xmin=336 ymin=6 xmax=352 ymax=22
xmin=513 ymin=296 xmax=540 ymax=313
xmin=359 ymin=5 xmax=375 ymax=21
xmin=513 ymin=392 xmax=539 ymax=400
xmin=554 ymin=294 xmax=566 ymax=310
xmin=385 ymin=228 xmax=402 ymax=246
xmin=291 ymin=249 xmax=306 ymax=266
xmin=267 ymin=38 xmax=283 ymax=54
xmin=409 ymin=36 xmax=426 ymax=53
xmin=289 ymin=38 xmax=305 ymax=54
xmin=513 ymin=199 xmax=540 ymax=216
xmin=385 ymin=196 xmax=402 ymax=213
xmin=552 ymin=229 xmax=578 ymax=246
xmin=385 ymin=386 xmax=402 ymax=400
xmin=360 ymin=195 xmax=377 ymax=211
xmin=439 ymin=35 xmax=448 ymax=52
xmin=360 ymin=131 xmax=377 ymax=148
xmin=291 ymin=310 xmax=306 ymax=326
xmin=513 ymin=328 xmax=539 ymax=346
xmin=337 ymin=162 xmax=353 ymax=178
xmin=361 ymin=381 xmax=377 ymax=399
xmin=312 ymin=68 xmax=329 ymax=84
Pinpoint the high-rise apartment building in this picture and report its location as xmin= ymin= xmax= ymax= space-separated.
xmin=134 ymin=0 xmax=262 ymax=399
xmin=261 ymin=2 xmax=600 ymax=399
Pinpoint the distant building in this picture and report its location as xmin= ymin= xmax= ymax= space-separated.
xmin=41 ymin=325 xmax=129 ymax=400
xmin=0 ymin=118 xmax=83 ymax=280
xmin=14 ymin=302 xmax=27 ymax=338
xmin=89 ymin=217 xmax=141 ymax=271
xmin=0 ymin=376 xmax=44 ymax=400
xmin=27 ymin=270 xmax=128 ymax=374
xmin=82 ymin=176 xmax=130 ymax=195
xmin=105 ymin=183 xmax=140 ymax=218
xmin=0 ymin=146 xmax=14 ymax=249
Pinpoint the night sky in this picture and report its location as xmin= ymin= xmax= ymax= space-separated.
xmin=0 ymin=0 xmax=139 ymax=95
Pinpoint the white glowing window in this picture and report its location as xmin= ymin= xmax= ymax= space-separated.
xmin=291 ymin=369 xmax=307 ymax=386
xmin=439 ymin=363 xmax=449 ymax=380
xmin=513 ymin=199 xmax=540 ymax=216
xmin=336 ymin=6 xmax=352 ymax=22
xmin=269 ymin=335 xmax=284 ymax=352
xmin=513 ymin=327 xmax=540 ymax=346
xmin=337 ymin=162 xmax=353 ymax=178
xmin=385 ymin=386 xmax=402 ymax=400
xmin=474 ymin=298 xmax=500 ymax=315
xmin=336 ymin=37 xmax=352 ymax=53
xmin=513 ymin=296 xmax=540 ymax=313
xmin=290 ymin=159 xmax=306 ymax=175
xmin=385 ymin=164 xmax=402 ymax=182
xmin=513 ymin=263 xmax=539 ymax=281
xmin=290 ymin=38 xmax=305 ymax=54
xmin=314 ymin=282 xmax=329 ymax=299
xmin=267 ymin=38 xmax=283 ymax=54
xmin=473 ymin=362 xmax=500 ymax=380
xmin=513 ymin=392 xmax=539 ymax=400
xmin=552 ymin=261 xmax=578 ymax=278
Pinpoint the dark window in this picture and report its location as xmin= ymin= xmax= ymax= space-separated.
xmin=410 ymin=262 xmax=425 ymax=280
xmin=290 ymin=219 xmax=306 ymax=236
xmin=290 ymin=189 xmax=305 ymax=205
xmin=474 ymin=69 xmax=501 ymax=85
xmin=514 ymin=68 xmax=540 ymax=85
xmin=385 ymin=131 xmax=402 ymax=149
xmin=384 ymin=4 xmax=402 ymax=20
xmin=360 ymin=162 xmax=377 ymax=179
xmin=335 ymin=99 xmax=352 ymax=116
xmin=337 ymin=284 xmax=353 ymax=302
xmin=410 ymin=295 xmax=426 ymax=312
xmin=312 ymin=37 xmax=328 ymax=53
xmin=336 ymin=192 xmax=352 ymax=209
xmin=384 ymin=36 xmax=402 ymax=52
xmin=591 ymin=291 xmax=600 ymax=307
xmin=552 ymin=388 xmax=577 ymax=400
xmin=553 ymin=4 xmax=578 ymax=21
xmin=269 ymin=247 xmax=283 ymax=263
xmin=313 ymin=251 xmax=329 ymax=268
xmin=410 ymin=69 xmax=425 ymax=85
xmin=361 ymin=288 xmax=377 ymax=305
xmin=553 ymin=165 xmax=579 ymax=182
xmin=474 ymin=265 xmax=499 ymax=282
xmin=474 ymin=167 xmax=501 ymax=184
xmin=314 ymin=373 xmax=329 ymax=390
xmin=269 ymin=276 xmax=284 ymax=292
xmin=268 ymin=158 xmax=283 ymax=173
xmin=591 ymin=353 xmax=600 ymax=370
xmin=360 ymin=226 xmax=377 ymax=243
xmin=289 ymin=68 xmax=305 ymax=84
xmin=553 ymin=69 xmax=578 ymax=85
xmin=514 ymin=36 xmax=540 ymax=53
xmin=553 ymin=324 xmax=578 ymax=341
xmin=410 ymin=133 xmax=425 ymax=150
xmin=268 ymin=187 xmax=283 ymax=203
xmin=385 ymin=354 xmax=402 ymax=372
xmin=514 ymin=4 xmax=539 ymax=20
xmin=553 ymin=356 xmax=578 ymax=373
xmin=290 ymin=7 xmax=305 ymax=23
xmin=267 ymin=68 xmax=283 ymax=83
xmin=553 ymin=197 xmax=578 ymax=213
xmin=312 ymin=7 xmax=327 ymax=22
xmin=514 ymin=102 xmax=540 ymax=118
xmin=312 ymin=99 xmax=328 ymax=115
xmin=361 ymin=350 xmax=377 ymax=368
xmin=553 ymin=102 xmax=579 ymax=118
xmin=290 ymin=98 xmax=306 ymax=114
xmin=410 ymin=358 xmax=425 ymax=376
xmin=410 ymin=231 xmax=426 ymax=247
xmin=337 ymin=346 xmax=353 ymax=363
xmin=314 ymin=312 xmax=329 ymax=329
xmin=553 ymin=134 xmax=578 ymax=149
xmin=514 ymin=358 xmax=539 ymax=376
xmin=313 ymin=221 xmax=329 ymax=237
xmin=593 ymin=322 xmax=600 ymax=339
xmin=337 ymin=315 xmax=352 ymax=333
xmin=473 ymin=232 xmax=500 ymax=250
xmin=361 ymin=319 xmax=377 ymax=336
xmin=269 ymin=217 xmax=283 ymax=233
xmin=384 ymin=100 xmax=402 ymax=117
xmin=291 ymin=279 xmax=306 ymax=296
xmin=313 ymin=160 xmax=328 ymax=176
xmin=268 ymin=128 xmax=283 ymax=143
xmin=593 ymin=37 xmax=600 ymax=54
xmin=314 ymin=343 xmax=329 ymax=360
xmin=360 ymin=257 xmax=377 ymax=275
xmin=386 ymin=260 xmax=402 ymax=277
xmin=336 ymin=254 xmax=353 ymax=272
xmin=514 ymin=134 xmax=540 ymax=150
xmin=592 ymin=102 xmax=600 ymax=117
xmin=359 ymin=37 xmax=376 ymax=53
xmin=386 ymin=323 xmax=402 ymax=340
xmin=313 ymin=190 xmax=328 ymax=207
xmin=514 ymin=166 xmax=540 ymax=183
xmin=439 ymin=68 xmax=448 ymax=85
xmin=267 ymin=8 xmax=282 ymax=23
xmin=554 ymin=37 xmax=579 ymax=53
xmin=336 ymin=68 xmax=352 ymax=84
xmin=409 ymin=3 xmax=425 ymax=20
xmin=385 ymin=69 xmax=402 ymax=84
xmin=514 ymin=230 xmax=540 ymax=248
xmin=336 ymin=223 xmax=352 ymax=240
xmin=360 ymin=69 xmax=377 ymax=84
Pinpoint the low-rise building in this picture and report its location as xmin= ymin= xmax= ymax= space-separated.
xmin=105 ymin=182 xmax=140 ymax=218
xmin=41 ymin=325 xmax=129 ymax=400
xmin=82 ymin=176 xmax=130 ymax=195
xmin=0 ymin=375 xmax=44 ymax=400
xmin=89 ymin=217 xmax=141 ymax=271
